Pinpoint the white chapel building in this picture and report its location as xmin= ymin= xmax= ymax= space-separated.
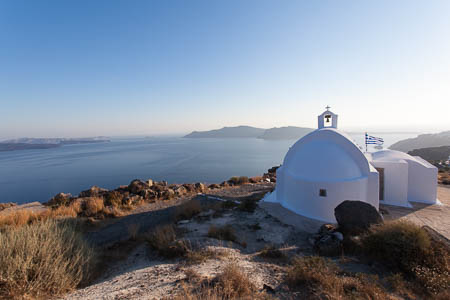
xmin=265 ymin=108 xmax=438 ymax=223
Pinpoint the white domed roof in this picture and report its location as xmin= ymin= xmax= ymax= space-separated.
xmin=283 ymin=128 xmax=370 ymax=181
xmin=371 ymin=149 xmax=430 ymax=167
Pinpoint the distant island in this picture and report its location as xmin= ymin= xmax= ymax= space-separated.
xmin=184 ymin=125 xmax=314 ymax=140
xmin=389 ymin=131 xmax=450 ymax=152
xmin=0 ymin=137 xmax=110 ymax=152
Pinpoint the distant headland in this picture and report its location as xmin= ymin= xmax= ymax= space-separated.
xmin=389 ymin=131 xmax=450 ymax=152
xmin=184 ymin=125 xmax=314 ymax=140
xmin=0 ymin=137 xmax=110 ymax=152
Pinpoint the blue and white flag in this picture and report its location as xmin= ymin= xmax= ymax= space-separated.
xmin=365 ymin=133 xmax=384 ymax=145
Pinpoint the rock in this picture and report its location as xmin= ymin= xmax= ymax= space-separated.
xmin=123 ymin=195 xmax=143 ymax=206
xmin=146 ymin=179 xmax=154 ymax=187
xmin=182 ymin=184 xmax=195 ymax=192
xmin=333 ymin=231 xmax=344 ymax=241
xmin=80 ymin=186 xmax=108 ymax=198
xmin=160 ymin=188 xmax=175 ymax=199
xmin=268 ymin=166 xmax=279 ymax=174
xmin=263 ymin=284 xmax=275 ymax=293
xmin=48 ymin=192 xmax=73 ymax=206
xmin=334 ymin=200 xmax=383 ymax=235
xmin=128 ymin=179 xmax=148 ymax=194
xmin=319 ymin=224 xmax=337 ymax=234
xmin=0 ymin=202 xmax=17 ymax=212
xmin=140 ymin=189 xmax=157 ymax=200
xmin=208 ymin=183 xmax=221 ymax=189
xmin=314 ymin=233 xmax=342 ymax=256
xmin=194 ymin=182 xmax=206 ymax=193
xmin=173 ymin=185 xmax=187 ymax=196
xmin=265 ymin=178 xmax=271 ymax=183
xmin=177 ymin=220 xmax=190 ymax=225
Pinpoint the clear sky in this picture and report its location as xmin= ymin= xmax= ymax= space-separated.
xmin=1 ymin=0 xmax=449 ymax=138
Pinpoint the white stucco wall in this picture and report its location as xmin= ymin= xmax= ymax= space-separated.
xmin=367 ymin=166 xmax=380 ymax=210
xmin=277 ymin=168 xmax=369 ymax=223
xmin=370 ymin=160 xmax=409 ymax=207
xmin=407 ymin=157 xmax=438 ymax=204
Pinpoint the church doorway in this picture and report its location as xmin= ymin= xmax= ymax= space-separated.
xmin=376 ymin=168 xmax=385 ymax=200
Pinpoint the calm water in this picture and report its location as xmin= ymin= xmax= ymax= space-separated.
xmin=0 ymin=133 xmax=417 ymax=204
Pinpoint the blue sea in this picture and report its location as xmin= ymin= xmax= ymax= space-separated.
xmin=0 ymin=133 xmax=417 ymax=204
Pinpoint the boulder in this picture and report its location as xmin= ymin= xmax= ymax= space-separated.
xmin=334 ymin=200 xmax=383 ymax=235
xmin=80 ymin=186 xmax=108 ymax=198
xmin=319 ymin=224 xmax=337 ymax=235
xmin=123 ymin=195 xmax=143 ymax=206
xmin=174 ymin=185 xmax=187 ymax=196
xmin=140 ymin=189 xmax=157 ymax=200
xmin=48 ymin=192 xmax=73 ymax=206
xmin=208 ymin=183 xmax=221 ymax=189
xmin=194 ymin=182 xmax=206 ymax=193
xmin=182 ymin=183 xmax=195 ymax=192
xmin=128 ymin=179 xmax=148 ymax=194
xmin=314 ymin=233 xmax=342 ymax=256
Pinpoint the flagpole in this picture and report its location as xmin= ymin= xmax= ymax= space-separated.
xmin=365 ymin=132 xmax=368 ymax=153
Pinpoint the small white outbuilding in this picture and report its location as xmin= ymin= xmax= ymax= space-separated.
xmin=265 ymin=107 xmax=438 ymax=223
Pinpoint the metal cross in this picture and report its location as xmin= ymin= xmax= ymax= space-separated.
xmin=325 ymin=105 xmax=330 ymax=111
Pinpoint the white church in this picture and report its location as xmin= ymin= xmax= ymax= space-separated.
xmin=265 ymin=107 xmax=438 ymax=223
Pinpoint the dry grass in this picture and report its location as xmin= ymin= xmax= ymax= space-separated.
xmin=146 ymin=224 xmax=188 ymax=258
xmin=362 ymin=220 xmax=450 ymax=295
xmin=228 ymin=176 xmax=249 ymax=185
xmin=174 ymin=199 xmax=202 ymax=221
xmin=286 ymin=256 xmax=388 ymax=299
xmin=186 ymin=247 xmax=229 ymax=264
xmin=0 ymin=208 xmax=77 ymax=229
xmin=0 ymin=219 xmax=95 ymax=299
xmin=83 ymin=197 xmax=105 ymax=216
xmin=208 ymin=225 xmax=237 ymax=243
xmin=172 ymin=264 xmax=267 ymax=300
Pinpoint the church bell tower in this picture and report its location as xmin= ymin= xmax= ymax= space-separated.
xmin=318 ymin=106 xmax=338 ymax=129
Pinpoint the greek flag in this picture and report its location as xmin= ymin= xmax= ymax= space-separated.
xmin=365 ymin=133 xmax=384 ymax=145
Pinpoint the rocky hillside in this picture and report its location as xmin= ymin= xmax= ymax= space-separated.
xmin=408 ymin=146 xmax=450 ymax=162
xmin=258 ymin=126 xmax=313 ymax=140
xmin=390 ymin=131 xmax=450 ymax=152
xmin=184 ymin=126 xmax=314 ymax=140
xmin=184 ymin=126 xmax=265 ymax=138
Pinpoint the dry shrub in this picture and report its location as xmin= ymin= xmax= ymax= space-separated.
xmin=51 ymin=205 xmax=79 ymax=218
xmin=175 ymin=199 xmax=202 ymax=221
xmin=258 ymin=244 xmax=285 ymax=259
xmin=208 ymin=225 xmax=236 ymax=243
xmin=173 ymin=264 xmax=265 ymax=300
xmin=147 ymin=224 xmax=188 ymax=258
xmin=104 ymin=191 xmax=123 ymax=207
xmin=228 ymin=176 xmax=249 ymax=185
xmin=102 ymin=206 xmax=124 ymax=218
xmin=286 ymin=256 xmax=388 ymax=299
xmin=83 ymin=197 xmax=105 ymax=216
xmin=362 ymin=220 xmax=450 ymax=295
xmin=127 ymin=223 xmax=140 ymax=240
xmin=0 ymin=219 xmax=95 ymax=299
xmin=186 ymin=247 xmax=228 ymax=264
